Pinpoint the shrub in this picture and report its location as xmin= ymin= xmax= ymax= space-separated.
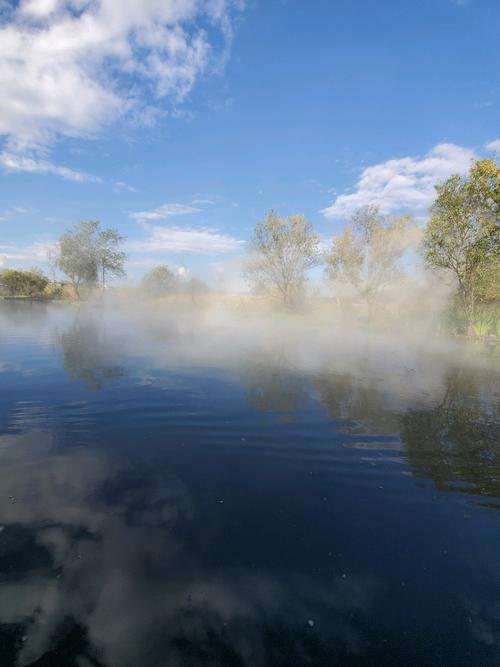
xmin=0 ymin=268 xmax=49 ymax=296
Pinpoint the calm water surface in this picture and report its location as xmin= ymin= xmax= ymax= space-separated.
xmin=0 ymin=301 xmax=499 ymax=666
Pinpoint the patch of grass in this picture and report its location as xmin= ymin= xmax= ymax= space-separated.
xmin=471 ymin=312 xmax=492 ymax=338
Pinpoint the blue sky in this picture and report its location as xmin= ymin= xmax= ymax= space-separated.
xmin=0 ymin=0 xmax=499 ymax=289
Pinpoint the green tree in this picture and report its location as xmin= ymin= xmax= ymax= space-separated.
xmin=325 ymin=205 xmax=413 ymax=319
xmin=245 ymin=210 xmax=319 ymax=308
xmin=141 ymin=265 xmax=177 ymax=297
xmin=57 ymin=221 xmax=126 ymax=299
xmin=0 ymin=268 xmax=49 ymax=296
xmin=57 ymin=221 xmax=99 ymax=299
xmin=422 ymin=159 xmax=500 ymax=330
xmin=97 ymin=228 xmax=126 ymax=288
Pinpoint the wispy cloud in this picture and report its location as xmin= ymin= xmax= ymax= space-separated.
xmin=129 ymin=225 xmax=244 ymax=255
xmin=0 ymin=152 xmax=101 ymax=183
xmin=0 ymin=205 xmax=30 ymax=222
xmin=0 ymin=240 xmax=56 ymax=267
xmin=130 ymin=203 xmax=201 ymax=223
xmin=321 ymin=143 xmax=475 ymax=219
xmin=191 ymin=197 xmax=218 ymax=206
xmin=485 ymin=138 xmax=500 ymax=152
xmin=114 ymin=181 xmax=139 ymax=194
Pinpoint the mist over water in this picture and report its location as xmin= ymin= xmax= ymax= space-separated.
xmin=0 ymin=300 xmax=499 ymax=666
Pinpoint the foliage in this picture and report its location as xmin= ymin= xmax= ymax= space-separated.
xmin=470 ymin=311 xmax=492 ymax=337
xmin=44 ymin=282 xmax=66 ymax=299
xmin=97 ymin=228 xmax=126 ymax=287
xmin=141 ymin=265 xmax=177 ymax=297
xmin=56 ymin=221 xmax=126 ymax=299
xmin=245 ymin=210 xmax=320 ymax=308
xmin=57 ymin=221 xmax=99 ymax=299
xmin=422 ymin=159 xmax=500 ymax=331
xmin=325 ymin=205 xmax=414 ymax=318
xmin=0 ymin=268 xmax=49 ymax=296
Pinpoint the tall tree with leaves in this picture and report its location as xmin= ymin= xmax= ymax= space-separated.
xmin=57 ymin=221 xmax=99 ymax=299
xmin=422 ymin=159 xmax=499 ymax=329
xmin=57 ymin=221 xmax=126 ymax=299
xmin=97 ymin=227 xmax=126 ymax=288
xmin=325 ymin=205 xmax=414 ymax=318
xmin=245 ymin=211 xmax=319 ymax=308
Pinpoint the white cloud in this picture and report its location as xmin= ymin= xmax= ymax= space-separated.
xmin=114 ymin=181 xmax=139 ymax=193
xmin=322 ymin=143 xmax=475 ymax=219
xmin=129 ymin=225 xmax=243 ymax=255
xmin=0 ymin=240 xmax=56 ymax=267
xmin=0 ymin=0 xmax=242 ymax=175
xmin=0 ymin=152 xmax=100 ymax=182
xmin=191 ymin=197 xmax=218 ymax=205
xmin=485 ymin=139 xmax=500 ymax=152
xmin=0 ymin=205 xmax=30 ymax=222
xmin=130 ymin=202 xmax=201 ymax=223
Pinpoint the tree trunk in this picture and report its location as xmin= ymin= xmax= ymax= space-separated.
xmin=460 ymin=285 xmax=475 ymax=334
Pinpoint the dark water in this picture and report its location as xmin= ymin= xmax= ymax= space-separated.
xmin=1 ymin=301 xmax=499 ymax=667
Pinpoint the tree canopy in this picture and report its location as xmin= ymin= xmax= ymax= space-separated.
xmin=56 ymin=221 xmax=126 ymax=299
xmin=245 ymin=210 xmax=319 ymax=308
xmin=97 ymin=228 xmax=126 ymax=288
xmin=422 ymin=158 xmax=499 ymax=329
xmin=141 ymin=265 xmax=177 ymax=297
xmin=325 ymin=205 xmax=414 ymax=318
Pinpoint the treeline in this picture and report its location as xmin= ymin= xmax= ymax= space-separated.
xmin=0 ymin=220 xmax=127 ymax=300
xmin=140 ymin=265 xmax=210 ymax=302
xmin=245 ymin=158 xmax=499 ymax=335
xmin=1 ymin=158 xmax=498 ymax=335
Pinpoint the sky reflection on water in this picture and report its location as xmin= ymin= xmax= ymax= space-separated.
xmin=0 ymin=301 xmax=499 ymax=666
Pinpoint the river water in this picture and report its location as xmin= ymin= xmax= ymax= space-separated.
xmin=0 ymin=301 xmax=499 ymax=666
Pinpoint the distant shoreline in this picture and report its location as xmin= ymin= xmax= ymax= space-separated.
xmin=0 ymin=295 xmax=70 ymax=303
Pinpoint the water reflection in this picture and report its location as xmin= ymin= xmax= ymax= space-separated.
xmin=315 ymin=371 xmax=402 ymax=435
xmin=241 ymin=352 xmax=308 ymax=416
xmin=0 ymin=300 xmax=50 ymax=331
xmin=1 ymin=303 xmax=500 ymax=665
xmin=402 ymin=368 xmax=500 ymax=501
xmin=60 ymin=316 xmax=126 ymax=390
xmin=0 ymin=425 xmax=377 ymax=666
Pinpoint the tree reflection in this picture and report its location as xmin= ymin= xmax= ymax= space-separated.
xmin=402 ymin=368 xmax=500 ymax=499
xmin=240 ymin=352 xmax=308 ymax=415
xmin=315 ymin=370 xmax=401 ymax=435
xmin=0 ymin=300 xmax=49 ymax=330
xmin=60 ymin=317 xmax=126 ymax=390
